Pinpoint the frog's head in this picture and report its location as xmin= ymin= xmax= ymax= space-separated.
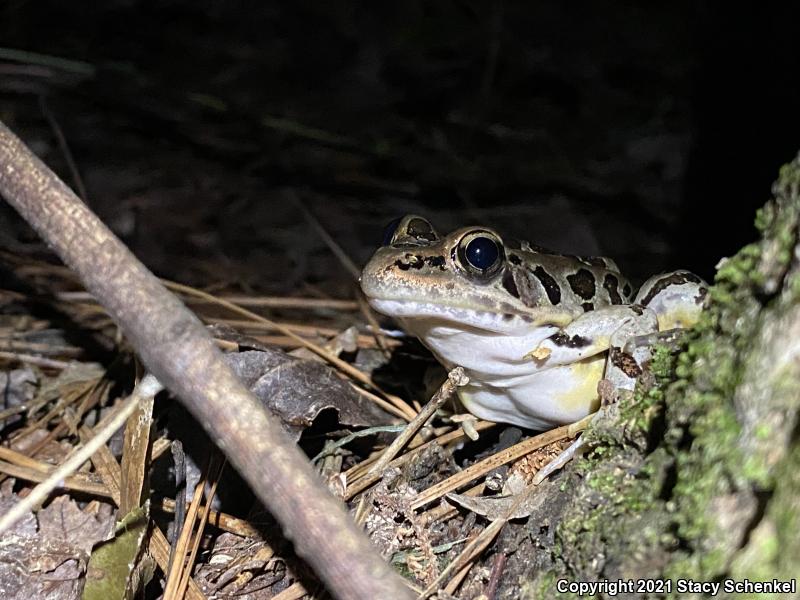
xmin=360 ymin=215 xmax=577 ymax=334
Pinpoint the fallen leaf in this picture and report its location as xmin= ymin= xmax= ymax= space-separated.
xmin=83 ymin=504 xmax=153 ymax=600
xmin=0 ymin=494 xmax=114 ymax=600
xmin=446 ymin=481 xmax=549 ymax=520
xmin=38 ymin=496 xmax=115 ymax=556
xmin=225 ymin=349 xmax=390 ymax=438
xmin=0 ymin=534 xmax=84 ymax=600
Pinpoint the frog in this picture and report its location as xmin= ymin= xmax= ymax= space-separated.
xmin=360 ymin=215 xmax=707 ymax=431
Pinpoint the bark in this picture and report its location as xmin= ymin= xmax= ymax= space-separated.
xmin=516 ymin=155 xmax=800 ymax=599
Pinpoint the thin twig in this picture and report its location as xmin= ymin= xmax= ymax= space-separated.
xmin=0 ymin=374 xmax=162 ymax=535
xmin=155 ymin=496 xmax=262 ymax=538
xmin=0 ymin=459 xmax=111 ymax=497
xmin=177 ymin=457 xmax=225 ymax=600
xmin=57 ymin=290 xmax=359 ymax=311
xmin=311 ymin=425 xmax=406 ymax=463
xmin=344 ymin=421 xmax=496 ymax=501
xmin=149 ymin=525 xmax=208 ymax=600
xmin=409 ymin=423 xmax=577 ymax=510
xmin=368 ymin=368 xmax=466 ymax=476
xmin=39 ymin=96 xmax=88 ymax=202
xmin=293 ymin=195 xmax=361 ymax=280
xmin=0 ymin=350 xmax=71 ymax=369
xmin=163 ymin=279 xmax=417 ymax=421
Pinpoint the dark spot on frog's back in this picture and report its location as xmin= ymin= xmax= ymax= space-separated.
xmin=582 ymin=302 xmax=594 ymax=312
xmin=603 ymin=274 xmax=623 ymax=304
xmin=502 ymin=270 xmax=520 ymax=298
xmin=550 ymin=332 xmax=590 ymax=348
xmin=695 ymin=286 xmax=708 ymax=304
xmin=567 ymin=268 xmax=596 ymax=300
xmin=532 ymin=266 xmax=561 ymax=305
xmin=623 ymin=282 xmax=633 ymax=299
xmin=610 ymin=348 xmax=642 ymax=378
xmin=394 ymin=255 xmax=424 ymax=270
xmin=508 ymin=254 xmax=522 ymax=265
xmin=424 ymin=255 xmax=446 ymax=270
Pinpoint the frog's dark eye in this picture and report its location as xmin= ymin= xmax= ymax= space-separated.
xmin=457 ymin=231 xmax=504 ymax=277
xmin=381 ymin=217 xmax=403 ymax=246
xmin=465 ymin=236 xmax=499 ymax=270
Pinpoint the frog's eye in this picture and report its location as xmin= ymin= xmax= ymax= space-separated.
xmin=465 ymin=237 xmax=500 ymax=270
xmin=457 ymin=231 xmax=504 ymax=277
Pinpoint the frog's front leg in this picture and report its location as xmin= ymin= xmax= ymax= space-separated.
xmin=525 ymin=305 xmax=659 ymax=370
xmin=528 ymin=308 xmax=660 ymax=482
xmin=603 ymin=306 xmax=661 ymax=393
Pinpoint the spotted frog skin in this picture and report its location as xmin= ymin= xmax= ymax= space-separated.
xmin=360 ymin=215 xmax=708 ymax=430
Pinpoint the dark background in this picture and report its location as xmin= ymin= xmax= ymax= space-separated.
xmin=1 ymin=1 xmax=799 ymax=293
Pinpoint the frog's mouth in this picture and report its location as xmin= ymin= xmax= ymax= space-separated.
xmin=367 ymin=297 xmax=536 ymax=335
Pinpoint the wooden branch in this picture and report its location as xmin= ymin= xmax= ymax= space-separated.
xmin=0 ymin=121 xmax=412 ymax=600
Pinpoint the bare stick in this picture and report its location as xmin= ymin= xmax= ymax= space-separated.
xmin=0 ymin=121 xmax=413 ymax=600
xmin=367 ymin=368 xmax=466 ymax=476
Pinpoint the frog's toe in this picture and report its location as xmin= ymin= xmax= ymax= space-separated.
xmin=604 ymin=307 xmax=659 ymax=391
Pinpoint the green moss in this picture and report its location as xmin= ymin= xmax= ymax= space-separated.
xmin=521 ymin=571 xmax=579 ymax=600
xmin=660 ymin=155 xmax=800 ymax=583
xmin=531 ymin=154 xmax=800 ymax=597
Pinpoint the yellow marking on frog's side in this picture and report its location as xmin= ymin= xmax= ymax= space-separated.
xmin=527 ymin=346 xmax=552 ymax=360
xmin=555 ymin=354 xmax=605 ymax=412
xmin=656 ymin=308 xmax=702 ymax=331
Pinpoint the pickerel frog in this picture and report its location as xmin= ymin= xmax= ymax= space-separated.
xmin=360 ymin=215 xmax=707 ymax=430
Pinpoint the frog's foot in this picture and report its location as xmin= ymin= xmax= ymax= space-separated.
xmin=621 ymin=328 xmax=686 ymax=354
xmin=603 ymin=306 xmax=660 ymax=392
xmin=525 ymin=305 xmax=658 ymax=367
xmin=450 ymin=413 xmax=481 ymax=441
